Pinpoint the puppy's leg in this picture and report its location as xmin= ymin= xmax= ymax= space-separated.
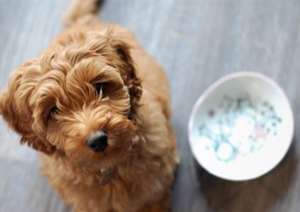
xmin=62 ymin=0 xmax=101 ymax=27
xmin=137 ymin=193 xmax=170 ymax=212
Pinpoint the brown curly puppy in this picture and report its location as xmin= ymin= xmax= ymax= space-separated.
xmin=0 ymin=1 xmax=178 ymax=212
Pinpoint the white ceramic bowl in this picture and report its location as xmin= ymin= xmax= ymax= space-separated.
xmin=188 ymin=72 xmax=294 ymax=181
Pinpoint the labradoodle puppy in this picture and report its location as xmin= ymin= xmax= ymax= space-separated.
xmin=0 ymin=1 xmax=178 ymax=212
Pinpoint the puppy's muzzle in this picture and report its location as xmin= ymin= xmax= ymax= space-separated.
xmin=86 ymin=131 xmax=108 ymax=152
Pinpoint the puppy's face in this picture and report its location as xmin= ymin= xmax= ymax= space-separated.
xmin=0 ymin=32 xmax=142 ymax=171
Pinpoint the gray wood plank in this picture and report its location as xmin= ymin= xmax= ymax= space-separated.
xmin=1 ymin=0 xmax=300 ymax=211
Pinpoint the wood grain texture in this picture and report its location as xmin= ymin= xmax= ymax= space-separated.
xmin=0 ymin=0 xmax=299 ymax=212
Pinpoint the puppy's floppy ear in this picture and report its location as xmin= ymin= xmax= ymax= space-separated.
xmin=0 ymin=60 xmax=55 ymax=154
xmin=110 ymin=39 xmax=143 ymax=115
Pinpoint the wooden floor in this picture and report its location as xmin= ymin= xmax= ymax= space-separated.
xmin=0 ymin=1 xmax=300 ymax=211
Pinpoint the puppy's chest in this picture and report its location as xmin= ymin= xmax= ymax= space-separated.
xmin=43 ymin=162 xmax=159 ymax=208
xmin=74 ymin=171 xmax=157 ymax=212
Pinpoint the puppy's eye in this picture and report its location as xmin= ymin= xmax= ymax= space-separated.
xmin=48 ymin=106 xmax=59 ymax=119
xmin=93 ymin=82 xmax=109 ymax=98
xmin=93 ymin=83 xmax=102 ymax=95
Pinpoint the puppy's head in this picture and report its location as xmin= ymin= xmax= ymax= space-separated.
xmin=0 ymin=31 xmax=142 ymax=171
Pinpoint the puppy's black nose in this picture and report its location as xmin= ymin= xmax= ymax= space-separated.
xmin=86 ymin=131 xmax=108 ymax=152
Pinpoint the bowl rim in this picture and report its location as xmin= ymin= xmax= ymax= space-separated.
xmin=188 ymin=71 xmax=294 ymax=181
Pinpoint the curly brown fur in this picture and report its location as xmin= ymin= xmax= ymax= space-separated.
xmin=0 ymin=1 xmax=178 ymax=212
